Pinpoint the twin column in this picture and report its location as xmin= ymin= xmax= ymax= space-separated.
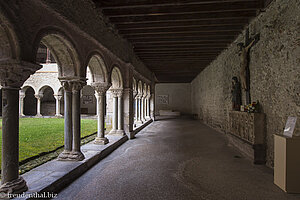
xmin=109 ymin=89 xmax=125 ymax=135
xmin=58 ymin=79 xmax=85 ymax=161
xmin=134 ymin=93 xmax=151 ymax=126
xmin=92 ymin=83 xmax=111 ymax=145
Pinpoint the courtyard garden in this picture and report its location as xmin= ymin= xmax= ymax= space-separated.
xmin=0 ymin=118 xmax=98 ymax=167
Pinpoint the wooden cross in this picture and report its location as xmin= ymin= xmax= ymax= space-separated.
xmin=238 ymin=28 xmax=259 ymax=105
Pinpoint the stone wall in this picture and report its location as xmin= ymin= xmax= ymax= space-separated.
xmin=191 ymin=0 xmax=300 ymax=167
xmin=156 ymin=83 xmax=192 ymax=115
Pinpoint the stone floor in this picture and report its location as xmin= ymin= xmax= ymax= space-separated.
xmin=55 ymin=118 xmax=300 ymax=200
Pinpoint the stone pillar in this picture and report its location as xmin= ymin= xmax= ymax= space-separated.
xmin=58 ymin=79 xmax=86 ymax=161
xmin=69 ymin=81 xmax=85 ymax=161
xmin=94 ymin=93 xmax=99 ymax=116
xmin=116 ymin=90 xmax=125 ymax=135
xmin=0 ymin=61 xmax=41 ymax=196
xmin=150 ymin=92 xmax=156 ymax=121
xmin=133 ymin=91 xmax=138 ymax=127
xmin=146 ymin=95 xmax=151 ymax=119
xmin=58 ymin=81 xmax=73 ymax=160
xmin=109 ymin=90 xmax=118 ymax=134
xmin=141 ymin=95 xmax=146 ymax=122
xmin=92 ymin=83 xmax=110 ymax=144
xmin=54 ymin=95 xmax=62 ymax=117
xmin=35 ymin=94 xmax=43 ymax=117
xmin=19 ymin=92 xmax=25 ymax=117
xmin=136 ymin=94 xmax=143 ymax=124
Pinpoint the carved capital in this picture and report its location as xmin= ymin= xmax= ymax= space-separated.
xmin=110 ymin=88 xmax=123 ymax=98
xmin=0 ymin=60 xmax=41 ymax=89
xmin=59 ymin=77 xmax=86 ymax=93
xmin=91 ymin=82 xmax=111 ymax=95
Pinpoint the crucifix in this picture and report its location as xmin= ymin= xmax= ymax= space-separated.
xmin=238 ymin=28 xmax=259 ymax=105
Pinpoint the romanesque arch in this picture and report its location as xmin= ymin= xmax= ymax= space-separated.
xmin=33 ymin=29 xmax=81 ymax=78
xmin=111 ymin=66 xmax=123 ymax=89
xmin=23 ymin=86 xmax=37 ymax=116
xmin=107 ymin=66 xmax=125 ymax=135
xmin=38 ymin=85 xmax=55 ymax=116
xmin=85 ymin=53 xmax=108 ymax=84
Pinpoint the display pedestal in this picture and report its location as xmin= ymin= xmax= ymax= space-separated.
xmin=274 ymin=134 xmax=300 ymax=193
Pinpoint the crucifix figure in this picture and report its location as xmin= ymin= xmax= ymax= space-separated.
xmin=238 ymin=28 xmax=259 ymax=104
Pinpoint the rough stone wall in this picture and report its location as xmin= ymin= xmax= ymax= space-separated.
xmin=191 ymin=0 xmax=300 ymax=167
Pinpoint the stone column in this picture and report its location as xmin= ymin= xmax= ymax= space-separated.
xmin=92 ymin=83 xmax=110 ymax=145
xmin=54 ymin=95 xmax=62 ymax=117
xmin=35 ymin=94 xmax=43 ymax=117
xmin=133 ymin=91 xmax=138 ymax=127
xmin=141 ymin=95 xmax=146 ymax=122
xmin=58 ymin=81 xmax=73 ymax=160
xmin=94 ymin=93 xmax=99 ymax=116
xmin=69 ymin=81 xmax=85 ymax=161
xmin=0 ymin=61 xmax=41 ymax=196
xmin=19 ymin=92 xmax=25 ymax=116
xmin=116 ymin=90 xmax=125 ymax=135
xmin=146 ymin=94 xmax=151 ymax=119
xmin=109 ymin=90 xmax=118 ymax=134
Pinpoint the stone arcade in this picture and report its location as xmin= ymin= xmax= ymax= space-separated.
xmin=0 ymin=0 xmax=299 ymax=199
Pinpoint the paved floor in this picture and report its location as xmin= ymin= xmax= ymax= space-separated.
xmin=55 ymin=118 xmax=300 ymax=200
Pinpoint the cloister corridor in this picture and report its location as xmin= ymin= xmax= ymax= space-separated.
xmin=55 ymin=118 xmax=300 ymax=200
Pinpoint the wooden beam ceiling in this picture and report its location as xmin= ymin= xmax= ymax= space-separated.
xmin=94 ymin=0 xmax=266 ymax=82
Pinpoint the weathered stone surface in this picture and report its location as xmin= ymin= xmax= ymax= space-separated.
xmin=191 ymin=0 xmax=300 ymax=167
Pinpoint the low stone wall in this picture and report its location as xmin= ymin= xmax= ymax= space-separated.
xmin=191 ymin=0 xmax=300 ymax=167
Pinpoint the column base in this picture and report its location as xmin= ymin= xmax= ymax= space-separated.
xmin=108 ymin=129 xmax=117 ymax=135
xmin=68 ymin=151 xmax=85 ymax=161
xmin=135 ymin=120 xmax=143 ymax=125
xmin=55 ymin=114 xmax=63 ymax=117
xmin=20 ymin=114 xmax=25 ymax=117
xmin=94 ymin=137 xmax=109 ymax=145
xmin=57 ymin=150 xmax=72 ymax=160
xmin=35 ymin=114 xmax=42 ymax=117
xmin=0 ymin=177 xmax=28 ymax=197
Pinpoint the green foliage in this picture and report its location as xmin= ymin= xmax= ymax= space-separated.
xmin=0 ymin=118 xmax=97 ymax=166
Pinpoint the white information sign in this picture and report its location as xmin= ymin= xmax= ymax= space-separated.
xmin=283 ymin=116 xmax=297 ymax=138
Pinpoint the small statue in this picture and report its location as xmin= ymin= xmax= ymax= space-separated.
xmin=231 ymin=77 xmax=242 ymax=111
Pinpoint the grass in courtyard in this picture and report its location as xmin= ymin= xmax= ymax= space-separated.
xmin=0 ymin=118 xmax=97 ymax=167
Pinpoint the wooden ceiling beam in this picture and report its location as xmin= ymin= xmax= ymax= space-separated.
xmin=131 ymin=39 xmax=232 ymax=44
xmin=97 ymin=0 xmax=259 ymax=9
xmin=134 ymin=43 xmax=230 ymax=48
xmin=119 ymin=25 xmax=244 ymax=35
xmin=126 ymin=32 xmax=239 ymax=40
xmin=103 ymin=2 xmax=260 ymax=17
xmin=127 ymin=35 xmax=236 ymax=41
xmin=109 ymin=10 xmax=256 ymax=23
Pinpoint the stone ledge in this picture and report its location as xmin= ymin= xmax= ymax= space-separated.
xmin=13 ymin=135 xmax=128 ymax=200
xmin=132 ymin=119 xmax=153 ymax=138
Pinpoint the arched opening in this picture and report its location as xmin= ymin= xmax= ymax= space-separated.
xmin=34 ymin=32 xmax=80 ymax=77
xmin=23 ymin=87 xmax=37 ymax=116
xmin=107 ymin=66 xmax=124 ymax=134
xmin=39 ymin=86 xmax=55 ymax=116
xmin=81 ymin=85 xmax=96 ymax=115
xmin=86 ymin=54 xmax=108 ymax=83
